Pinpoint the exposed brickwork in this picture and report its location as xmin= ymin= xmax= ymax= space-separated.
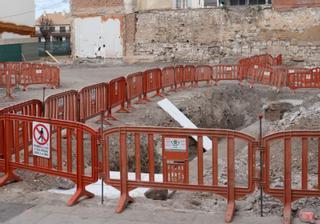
xmin=70 ymin=0 xmax=125 ymax=16
xmin=273 ymin=0 xmax=320 ymax=10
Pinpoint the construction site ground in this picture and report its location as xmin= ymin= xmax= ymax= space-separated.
xmin=1 ymin=62 xmax=320 ymax=224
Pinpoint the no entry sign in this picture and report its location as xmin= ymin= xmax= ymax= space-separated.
xmin=33 ymin=122 xmax=51 ymax=158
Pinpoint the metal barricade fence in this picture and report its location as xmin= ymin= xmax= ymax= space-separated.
xmin=0 ymin=114 xmax=99 ymax=206
xmin=143 ymin=69 xmax=162 ymax=101
xmin=102 ymin=126 xmax=257 ymax=222
xmin=183 ymin=65 xmax=195 ymax=87
xmin=262 ymin=131 xmax=320 ymax=224
xmin=174 ymin=65 xmax=184 ymax=89
xmin=106 ymin=77 xmax=129 ymax=121
xmin=195 ymin=65 xmax=212 ymax=86
xmin=161 ymin=67 xmax=175 ymax=93
xmin=79 ymin=83 xmax=108 ymax=123
xmin=126 ymin=72 xmax=145 ymax=109
xmin=44 ymin=90 xmax=79 ymax=121
xmin=212 ymin=65 xmax=239 ymax=84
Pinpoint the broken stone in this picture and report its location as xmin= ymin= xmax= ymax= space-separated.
xmin=56 ymin=177 xmax=75 ymax=190
xmin=144 ymin=188 xmax=169 ymax=200
xmin=190 ymin=199 xmax=201 ymax=206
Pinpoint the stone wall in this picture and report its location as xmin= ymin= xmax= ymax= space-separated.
xmin=130 ymin=6 xmax=320 ymax=66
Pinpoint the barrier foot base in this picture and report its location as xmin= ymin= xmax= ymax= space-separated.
xmin=115 ymin=194 xmax=134 ymax=213
xmin=127 ymin=104 xmax=136 ymax=110
xmin=117 ymin=107 xmax=130 ymax=113
xmin=67 ymin=187 xmax=94 ymax=206
xmin=142 ymin=97 xmax=151 ymax=102
xmin=152 ymin=93 xmax=164 ymax=98
xmin=225 ymin=201 xmax=235 ymax=223
xmin=283 ymin=203 xmax=292 ymax=224
xmin=105 ymin=114 xmax=118 ymax=121
xmin=135 ymin=98 xmax=147 ymax=104
xmin=0 ymin=172 xmax=21 ymax=187
xmin=98 ymin=119 xmax=113 ymax=126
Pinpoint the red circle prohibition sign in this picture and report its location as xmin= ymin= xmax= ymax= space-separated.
xmin=33 ymin=124 xmax=49 ymax=145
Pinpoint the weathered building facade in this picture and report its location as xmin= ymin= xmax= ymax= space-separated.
xmin=70 ymin=0 xmax=320 ymax=66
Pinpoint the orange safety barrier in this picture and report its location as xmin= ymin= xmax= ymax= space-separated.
xmin=161 ymin=67 xmax=175 ymax=93
xmin=102 ymin=126 xmax=257 ymax=222
xmin=106 ymin=77 xmax=129 ymax=121
xmin=19 ymin=63 xmax=60 ymax=91
xmin=183 ymin=65 xmax=195 ymax=87
xmin=175 ymin=65 xmax=184 ymax=89
xmin=195 ymin=65 xmax=212 ymax=86
xmin=262 ymin=131 xmax=320 ymax=224
xmin=212 ymin=65 xmax=239 ymax=84
xmin=274 ymin=54 xmax=283 ymax=65
xmin=44 ymin=90 xmax=79 ymax=121
xmin=0 ymin=99 xmax=43 ymax=116
xmin=0 ymin=114 xmax=99 ymax=206
xmin=126 ymin=72 xmax=145 ymax=109
xmin=246 ymin=66 xmax=273 ymax=88
xmin=287 ymin=69 xmax=320 ymax=90
xmin=79 ymin=83 xmax=108 ymax=123
xmin=0 ymin=100 xmax=43 ymax=158
xmin=143 ymin=69 xmax=163 ymax=101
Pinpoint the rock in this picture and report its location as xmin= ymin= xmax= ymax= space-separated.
xmin=144 ymin=188 xmax=169 ymax=200
xmin=56 ymin=177 xmax=75 ymax=190
xmin=299 ymin=209 xmax=315 ymax=223
xmin=190 ymin=199 xmax=201 ymax=206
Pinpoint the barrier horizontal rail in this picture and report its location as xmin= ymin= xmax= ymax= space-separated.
xmin=102 ymin=126 xmax=257 ymax=222
xmin=262 ymin=131 xmax=320 ymax=224
xmin=44 ymin=90 xmax=79 ymax=121
xmin=0 ymin=114 xmax=99 ymax=206
xmin=79 ymin=83 xmax=108 ymax=123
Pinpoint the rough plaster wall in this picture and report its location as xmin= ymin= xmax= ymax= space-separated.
xmin=132 ymin=6 xmax=320 ymax=66
xmin=74 ymin=17 xmax=123 ymax=58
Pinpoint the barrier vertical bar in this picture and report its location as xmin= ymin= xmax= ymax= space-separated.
xmin=0 ymin=118 xmax=21 ymax=186
xmin=197 ymin=136 xmax=203 ymax=185
xmin=212 ymin=137 xmax=218 ymax=186
xmin=225 ymin=135 xmax=235 ymax=223
xmin=301 ymin=137 xmax=308 ymax=190
xmin=148 ymin=134 xmax=155 ymax=182
xmin=116 ymin=128 xmax=134 ymax=213
xmin=283 ymin=137 xmax=292 ymax=224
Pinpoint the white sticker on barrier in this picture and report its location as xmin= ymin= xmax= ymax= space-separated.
xmin=165 ymin=137 xmax=187 ymax=151
xmin=33 ymin=122 xmax=51 ymax=159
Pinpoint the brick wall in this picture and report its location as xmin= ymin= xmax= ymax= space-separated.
xmin=273 ymin=0 xmax=320 ymax=10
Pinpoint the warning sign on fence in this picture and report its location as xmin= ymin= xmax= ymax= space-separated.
xmin=164 ymin=137 xmax=187 ymax=151
xmin=32 ymin=122 xmax=51 ymax=158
